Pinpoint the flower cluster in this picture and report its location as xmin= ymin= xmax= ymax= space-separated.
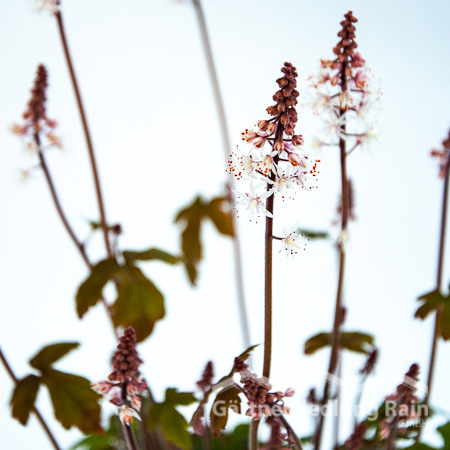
xmin=92 ymin=327 xmax=147 ymax=425
xmin=345 ymin=422 xmax=367 ymax=450
xmin=11 ymin=64 xmax=61 ymax=152
xmin=36 ymin=0 xmax=60 ymax=14
xmin=430 ymin=130 xmax=450 ymax=178
xmin=232 ymin=357 xmax=294 ymax=420
xmin=228 ymin=62 xmax=320 ymax=224
xmin=196 ymin=360 xmax=214 ymax=393
xmin=379 ymin=363 xmax=421 ymax=439
xmin=309 ymin=11 xmax=378 ymax=152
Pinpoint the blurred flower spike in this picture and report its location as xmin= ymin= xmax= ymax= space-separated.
xmin=10 ymin=64 xmax=61 ymax=152
xmin=233 ymin=357 xmax=294 ymax=430
xmin=228 ymin=62 xmax=320 ymax=221
xmin=92 ymin=327 xmax=147 ymax=425
xmin=36 ymin=0 xmax=60 ymax=14
xmin=430 ymin=129 xmax=450 ymax=178
xmin=310 ymin=11 xmax=379 ymax=152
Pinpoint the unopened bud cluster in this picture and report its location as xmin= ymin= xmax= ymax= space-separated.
xmin=310 ymin=11 xmax=378 ymax=151
xmin=379 ymin=363 xmax=421 ymax=439
xmin=11 ymin=64 xmax=61 ymax=152
xmin=233 ymin=357 xmax=294 ymax=421
xmin=228 ymin=62 xmax=319 ymax=228
xmin=430 ymin=130 xmax=450 ymax=178
xmin=92 ymin=327 xmax=147 ymax=425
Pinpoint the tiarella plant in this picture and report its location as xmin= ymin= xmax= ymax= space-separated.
xmin=3 ymin=3 xmax=450 ymax=450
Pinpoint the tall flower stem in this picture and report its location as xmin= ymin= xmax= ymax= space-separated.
xmin=417 ymin=155 xmax=450 ymax=441
xmin=0 ymin=347 xmax=61 ymax=450
xmin=315 ymin=73 xmax=349 ymax=450
xmin=192 ymin=0 xmax=251 ymax=351
xmin=54 ymin=7 xmax=112 ymax=259
xmin=34 ymin=133 xmax=118 ymax=340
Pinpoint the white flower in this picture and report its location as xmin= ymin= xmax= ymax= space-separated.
xmin=36 ymin=0 xmax=59 ymax=14
xmin=279 ymin=227 xmax=307 ymax=256
xmin=119 ymin=405 xmax=141 ymax=425
xmin=233 ymin=183 xmax=273 ymax=221
xmin=268 ymin=166 xmax=297 ymax=197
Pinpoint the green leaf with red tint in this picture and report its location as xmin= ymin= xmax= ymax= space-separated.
xmin=29 ymin=342 xmax=79 ymax=372
xmin=42 ymin=369 xmax=102 ymax=434
xmin=112 ymin=264 xmax=165 ymax=342
xmin=10 ymin=374 xmax=41 ymax=425
xmin=76 ymin=258 xmax=120 ymax=318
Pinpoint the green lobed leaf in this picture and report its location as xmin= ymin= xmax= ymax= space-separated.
xmin=415 ymin=290 xmax=445 ymax=320
xmin=209 ymin=386 xmax=242 ymax=438
xmin=304 ymin=332 xmax=331 ymax=355
xmin=165 ymin=388 xmax=196 ymax=406
xmin=122 ymin=248 xmax=181 ymax=265
xmin=111 ymin=264 xmax=165 ymax=342
xmin=296 ymin=228 xmax=329 ymax=240
xmin=237 ymin=344 xmax=259 ymax=362
xmin=10 ymin=374 xmax=41 ymax=426
xmin=402 ymin=444 xmax=438 ymax=450
xmin=438 ymin=300 xmax=450 ymax=340
xmin=437 ymin=421 xmax=450 ymax=447
xmin=29 ymin=342 xmax=79 ymax=372
xmin=340 ymin=332 xmax=374 ymax=354
xmin=76 ymin=258 xmax=120 ymax=318
xmin=70 ymin=415 xmax=121 ymax=450
xmin=191 ymin=345 xmax=257 ymax=436
xmin=159 ymin=408 xmax=192 ymax=450
xmin=148 ymin=389 xmax=196 ymax=450
xmin=191 ymin=423 xmax=249 ymax=450
xmin=206 ymin=196 xmax=234 ymax=236
xmin=42 ymin=369 xmax=102 ymax=434
xmin=305 ymin=332 xmax=374 ymax=355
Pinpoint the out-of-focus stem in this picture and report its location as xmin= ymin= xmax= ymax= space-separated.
xmin=278 ymin=414 xmax=304 ymax=450
xmin=192 ymin=0 xmax=251 ymax=351
xmin=0 ymin=347 xmax=61 ymax=450
xmin=263 ymin=182 xmax=274 ymax=380
xmin=54 ymin=7 xmax=112 ymax=259
xmin=249 ymin=419 xmax=259 ymax=450
xmin=121 ymin=382 xmax=138 ymax=450
xmin=353 ymin=373 xmax=368 ymax=427
xmin=417 ymin=156 xmax=450 ymax=441
xmin=34 ymin=133 xmax=118 ymax=340
xmin=315 ymin=64 xmax=349 ymax=450
xmin=333 ymin=358 xmax=342 ymax=449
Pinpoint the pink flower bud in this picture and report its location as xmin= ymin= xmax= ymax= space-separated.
xmin=285 ymin=387 xmax=295 ymax=397
xmin=354 ymin=71 xmax=367 ymax=89
xmin=91 ymin=381 xmax=113 ymax=395
xmin=130 ymin=395 xmax=142 ymax=411
xmin=119 ymin=406 xmax=141 ymax=425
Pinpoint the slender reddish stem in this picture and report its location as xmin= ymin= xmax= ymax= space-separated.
xmin=417 ymin=155 xmax=450 ymax=441
xmin=0 ymin=347 xmax=61 ymax=450
xmin=34 ymin=133 xmax=118 ymax=340
xmin=315 ymin=63 xmax=349 ymax=450
xmin=192 ymin=0 xmax=251 ymax=351
xmin=54 ymin=9 xmax=112 ymax=259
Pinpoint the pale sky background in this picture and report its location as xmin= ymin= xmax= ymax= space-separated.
xmin=0 ymin=0 xmax=450 ymax=449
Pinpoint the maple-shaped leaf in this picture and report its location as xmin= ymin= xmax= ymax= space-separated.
xmin=209 ymin=386 xmax=242 ymax=438
xmin=416 ymin=290 xmax=450 ymax=340
xmin=10 ymin=375 xmax=40 ymax=425
xmin=76 ymin=258 xmax=120 ymax=318
xmin=304 ymin=331 xmax=374 ymax=355
xmin=29 ymin=342 xmax=79 ymax=372
xmin=112 ymin=263 xmax=165 ymax=342
xmin=148 ymin=388 xmax=196 ymax=450
xmin=175 ymin=194 xmax=234 ymax=285
xmin=42 ymin=369 xmax=102 ymax=434
xmin=206 ymin=196 xmax=234 ymax=236
xmin=122 ymin=248 xmax=181 ymax=265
